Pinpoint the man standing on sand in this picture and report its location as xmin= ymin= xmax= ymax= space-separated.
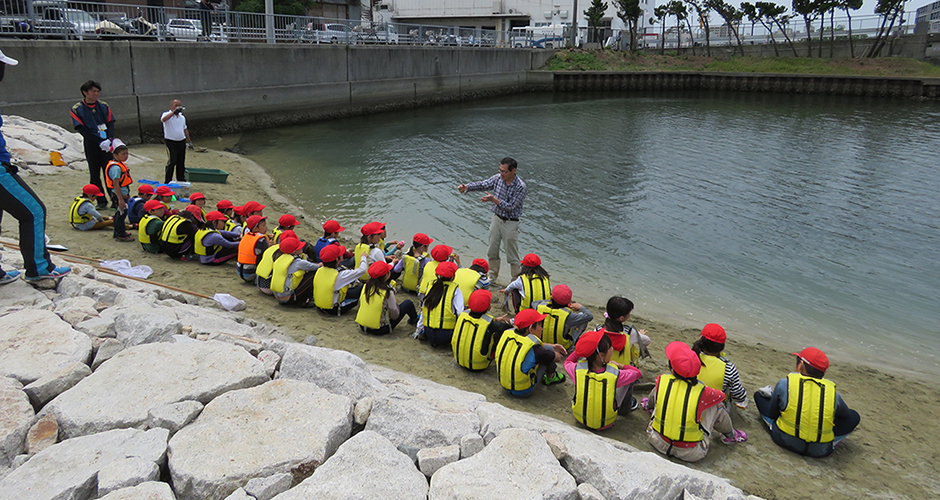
xmin=458 ymin=157 xmax=527 ymax=282
xmin=70 ymin=80 xmax=115 ymax=209
xmin=161 ymin=99 xmax=193 ymax=184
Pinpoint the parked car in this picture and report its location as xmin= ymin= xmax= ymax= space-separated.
xmin=312 ymin=22 xmax=351 ymax=44
xmin=166 ymin=18 xmax=226 ymax=42
xmin=40 ymin=6 xmax=98 ymax=38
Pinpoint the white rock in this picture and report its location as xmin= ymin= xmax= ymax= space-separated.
xmin=543 ymin=432 xmax=568 ymax=460
xmin=41 ymin=341 xmax=268 ymax=439
xmin=244 ymin=472 xmax=292 ymax=500
xmin=418 ymin=444 xmax=460 ymax=477
xmin=11 ymin=454 xmax=29 ymax=468
xmin=147 ymin=400 xmax=204 ymax=435
xmin=23 ymin=361 xmax=91 ymax=408
xmin=0 ymin=377 xmax=34 ymax=467
xmin=93 ymin=338 xmax=125 ymax=369
xmin=53 ymin=295 xmax=99 ymax=327
xmin=25 ymin=414 xmax=57 ymax=455
xmin=278 ymin=344 xmax=384 ymax=401
xmin=224 ymin=488 xmax=254 ymax=500
xmin=271 ymin=431 xmax=427 ymax=500
xmin=353 ymin=397 xmax=373 ymax=426
xmin=0 ymin=309 xmax=92 ymax=384
xmin=98 ymin=481 xmax=178 ymax=500
xmin=578 ymin=483 xmax=606 ymax=500
xmin=260 ymin=338 xmax=290 ymax=357
xmin=76 ymin=313 xmax=117 ymax=338
xmin=428 ymin=428 xmax=577 ymax=500
xmin=113 ymin=305 xmax=183 ymax=347
xmin=475 ymin=402 xmax=615 ymax=448
xmin=97 ymin=457 xmax=161 ymax=496
xmin=0 ymin=116 xmax=85 ymax=167
xmin=168 ymin=379 xmax=353 ymax=500
xmin=459 ymin=433 xmax=484 ymax=459
xmin=0 ymin=279 xmax=54 ymax=315
xmin=257 ymin=350 xmax=280 ymax=378
xmin=0 ymin=427 xmax=168 ymax=500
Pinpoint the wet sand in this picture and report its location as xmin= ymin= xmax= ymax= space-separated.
xmin=11 ymin=143 xmax=939 ymax=500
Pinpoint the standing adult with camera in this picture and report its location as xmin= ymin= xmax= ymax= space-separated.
xmin=161 ymin=99 xmax=192 ymax=184
xmin=70 ymin=80 xmax=115 ymax=209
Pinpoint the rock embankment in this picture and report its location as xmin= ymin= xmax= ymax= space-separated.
xmin=0 ymin=245 xmax=763 ymax=500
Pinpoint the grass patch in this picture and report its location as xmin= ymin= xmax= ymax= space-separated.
xmin=542 ymin=50 xmax=940 ymax=77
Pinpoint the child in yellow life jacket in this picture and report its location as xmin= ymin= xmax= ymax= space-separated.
xmin=194 ymin=210 xmax=240 ymax=265
xmin=355 ymin=261 xmax=418 ymax=335
xmin=596 ymin=296 xmax=652 ymax=368
xmin=355 ymin=222 xmax=392 ymax=282
xmin=138 ymin=199 xmax=166 ymax=253
xmin=565 ymin=329 xmax=643 ymax=430
xmin=501 ymin=253 xmax=551 ymax=312
xmin=127 ymin=184 xmax=154 ymax=226
xmin=158 ymin=210 xmax=198 ymax=260
xmin=494 ymin=308 xmax=567 ymax=397
xmin=236 ymin=215 xmax=270 ymax=281
xmin=313 ymin=243 xmax=368 ymax=315
xmin=271 ymin=236 xmax=320 ymax=307
xmin=216 ymin=200 xmax=238 ymax=232
xmin=452 ymin=289 xmax=513 ymax=371
xmin=187 ymin=192 xmax=209 ymax=218
xmin=532 ymin=284 xmax=593 ymax=351
xmin=254 ymin=228 xmax=292 ymax=295
xmin=691 ymin=324 xmax=749 ymax=414
xmin=274 ymin=213 xmax=317 ymax=260
xmin=646 ymin=342 xmax=744 ymax=463
xmin=420 ymin=261 xmax=464 ymax=347
xmin=69 ymin=184 xmax=113 ymax=231
xmin=391 ymin=233 xmax=433 ymax=292
xmin=453 ymin=258 xmax=491 ymax=308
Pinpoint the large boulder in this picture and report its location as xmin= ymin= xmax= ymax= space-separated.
xmin=41 ymin=341 xmax=268 ymax=439
xmin=112 ymin=306 xmax=183 ymax=347
xmin=271 ymin=431 xmax=427 ymax=500
xmin=0 ymin=309 xmax=92 ymax=385
xmin=168 ymin=379 xmax=353 ymax=500
xmin=0 ymin=377 xmax=34 ymax=467
xmin=0 ymin=278 xmax=54 ymax=315
xmin=428 ymin=428 xmax=577 ymax=500
xmin=97 ymin=481 xmax=177 ymax=500
xmin=23 ymin=361 xmax=92 ymax=408
xmin=0 ymin=427 xmax=169 ymax=500
xmin=277 ymin=344 xmax=384 ymax=401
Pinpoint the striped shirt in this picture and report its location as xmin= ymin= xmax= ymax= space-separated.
xmin=464 ymin=174 xmax=527 ymax=220
xmin=721 ymin=358 xmax=748 ymax=406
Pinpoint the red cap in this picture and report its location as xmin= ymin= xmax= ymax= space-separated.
xmin=666 ymin=341 xmax=701 ymax=378
xmin=233 ymin=205 xmax=246 ymax=216
xmin=430 ymin=245 xmax=452 ymax=262
xmin=574 ymin=329 xmax=605 ymax=359
xmin=413 ymin=233 xmax=433 ymax=246
xmin=216 ymin=199 xmax=234 ymax=210
xmin=155 ymin=186 xmax=174 ymax=196
xmin=319 ymin=243 xmax=346 ymax=263
xmin=551 ymin=284 xmax=572 ymax=306
xmin=368 ymin=261 xmax=392 ymax=279
xmin=521 ymin=253 xmax=541 ymax=267
xmin=323 ymin=220 xmax=344 ymax=233
xmin=138 ymin=184 xmax=154 ymax=194
xmin=360 ymin=222 xmax=383 ymax=236
xmin=605 ymin=330 xmax=627 ymax=352
xmin=246 ymin=215 xmax=267 ymax=231
xmin=435 ymin=261 xmax=458 ymax=278
xmin=514 ymin=309 xmax=546 ymax=329
xmin=279 ymin=229 xmax=297 ymax=241
xmin=471 ymin=258 xmax=489 ymax=273
xmin=190 ymin=192 xmax=206 ymax=201
xmin=243 ymin=201 xmax=266 ymax=214
xmin=184 ymin=204 xmax=204 ymax=221
xmin=279 ymin=214 xmax=299 ymax=227
xmin=702 ymin=323 xmax=726 ymax=343
xmin=467 ymin=289 xmax=492 ymax=313
xmin=205 ymin=210 xmax=227 ymax=222
xmin=82 ymin=184 xmax=104 ymax=197
xmin=793 ymin=347 xmax=829 ymax=373
xmin=143 ymin=199 xmax=164 ymax=212
xmin=279 ymin=237 xmax=303 ymax=255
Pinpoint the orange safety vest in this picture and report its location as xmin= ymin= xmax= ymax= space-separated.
xmin=238 ymin=232 xmax=268 ymax=265
xmin=104 ymin=160 xmax=132 ymax=190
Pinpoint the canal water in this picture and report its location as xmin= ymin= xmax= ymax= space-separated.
xmin=235 ymin=90 xmax=940 ymax=378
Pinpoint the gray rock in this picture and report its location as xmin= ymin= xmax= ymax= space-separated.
xmin=578 ymin=483 xmax=606 ymax=500
xmin=53 ymin=296 xmax=99 ymax=327
xmin=244 ymin=472 xmax=292 ymax=500
xmin=93 ymin=338 xmax=126 ymax=370
xmin=260 ymin=338 xmax=290 ymax=357
xmin=257 ymin=350 xmax=280 ymax=378
xmin=97 ymin=457 xmax=161 ymax=496
xmin=98 ymin=481 xmax=177 ymax=500
xmin=113 ymin=305 xmax=182 ymax=347
xmin=11 ymin=454 xmax=29 ymax=468
xmin=23 ymin=361 xmax=91 ymax=408
xmin=41 ymin=341 xmax=268 ymax=439
xmin=302 ymin=335 xmax=318 ymax=346
xmin=0 ymin=427 xmax=168 ymax=500
xmin=147 ymin=400 xmax=204 ymax=435
xmin=0 ymin=278 xmax=54 ymax=315
xmin=418 ymin=444 xmax=460 ymax=477
xmin=459 ymin=433 xmax=484 ymax=459
xmin=0 ymin=377 xmax=33 ymax=467
xmin=475 ymin=402 xmax=617 ymax=449
xmin=278 ymin=344 xmax=383 ymax=400
xmin=168 ymin=379 xmax=353 ymax=500
xmin=0 ymin=309 xmax=92 ymax=384
xmin=271 ymin=431 xmax=427 ymax=500
xmin=543 ymin=432 xmax=568 ymax=460
xmin=75 ymin=313 xmax=117 ymax=338
xmin=224 ymin=488 xmax=254 ymax=500
xmin=25 ymin=414 xmax=57 ymax=455
xmin=353 ymin=396 xmax=373 ymax=426
xmin=428 ymin=428 xmax=577 ymax=500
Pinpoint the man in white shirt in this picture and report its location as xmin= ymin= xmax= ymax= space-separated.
xmin=160 ymin=99 xmax=192 ymax=184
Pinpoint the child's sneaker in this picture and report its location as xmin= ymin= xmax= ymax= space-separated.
xmin=25 ymin=266 xmax=70 ymax=281
xmin=543 ymin=371 xmax=566 ymax=386
xmin=0 ymin=270 xmax=21 ymax=285
xmin=113 ymin=234 xmax=134 ymax=242
xmin=640 ymin=397 xmax=652 ymax=415
xmin=721 ymin=429 xmax=748 ymax=445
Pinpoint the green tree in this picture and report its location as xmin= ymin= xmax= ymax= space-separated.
xmin=584 ymin=0 xmax=609 ymax=45
xmin=666 ymin=0 xmax=690 ymax=50
xmin=234 ymin=0 xmax=316 ymax=16
xmin=652 ymin=5 xmax=669 ymax=54
xmin=833 ymin=0 xmax=862 ymax=57
xmin=709 ymin=0 xmax=745 ymax=56
xmin=866 ymin=0 xmax=904 ymax=57
xmin=615 ymin=0 xmax=642 ymax=51
xmin=686 ymin=0 xmax=712 ymax=56
xmin=792 ymin=0 xmax=821 ymax=56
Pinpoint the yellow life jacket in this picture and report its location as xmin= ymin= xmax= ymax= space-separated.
xmin=453 ymin=268 xmax=481 ymax=307
xmin=272 ymin=227 xmax=283 ymax=242
xmin=572 ymin=360 xmax=620 ymax=429
xmin=255 ymin=245 xmax=279 ymax=280
xmin=355 ymin=287 xmax=387 ymax=330
xmin=400 ymin=253 xmax=426 ymax=292
xmin=271 ymin=254 xmax=303 ymax=294
xmin=495 ymin=331 xmax=540 ymax=392
xmin=138 ymin=214 xmax=162 ymax=244
xmin=224 ymin=219 xmax=238 ymax=232
xmin=651 ymin=374 xmax=706 ymax=443
xmin=159 ymin=215 xmax=188 ymax=244
xmin=536 ymin=304 xmax=573 ymax=350
xmin=419 ymin=260 xmax=442 ymax=295
xmin=422 ymin=281 xmax=458 ymax=330
xmin=452 ymin=312 xmax=494 ymax=370
xmin=608 ymin=330 xmax=641 ymax=367
xmin=776 ymin=373 xmax=837 ymax=444
xmin=313 ymin=266 xmax=348 ymax=309
xmin=355 ymin=243 xmax=375 ymax=282
xmin=69 ymin=196 xmax=94 ymax=227
xmin=697 ymin=353 xmax=728 ymax=392
xmin=193 ymin=228 xmax=220 ymax=256
xmin=520 ymin=274 xmax=551 ymax=310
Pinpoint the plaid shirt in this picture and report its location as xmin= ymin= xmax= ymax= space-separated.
xmin=465 ymin=174 xmax=527 ymax=219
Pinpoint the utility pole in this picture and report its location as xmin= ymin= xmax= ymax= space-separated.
xmin=570 ymin=0 xmax=578 ymax=47
xmin=265 ymin=0 xmax=274 ymax=43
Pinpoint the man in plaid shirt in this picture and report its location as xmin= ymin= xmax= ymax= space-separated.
xmin=458 ymin=157 xmax=527 ymax=282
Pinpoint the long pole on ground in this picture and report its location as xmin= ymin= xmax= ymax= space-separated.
xmin=265 ymin=0 xmax=275 ymax=43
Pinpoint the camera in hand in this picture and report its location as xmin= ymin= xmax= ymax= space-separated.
xmin=174 ymin=106 xmax=185 ymax=115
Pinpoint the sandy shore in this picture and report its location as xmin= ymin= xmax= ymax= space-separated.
xmin=7 ymin=143 xmax=938 ymax=500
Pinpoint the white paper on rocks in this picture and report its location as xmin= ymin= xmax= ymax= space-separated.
xmin=100 ymin=260 xmax=153 ymax=279
xmin=213 ymin=293 xmax=245 ymax=311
